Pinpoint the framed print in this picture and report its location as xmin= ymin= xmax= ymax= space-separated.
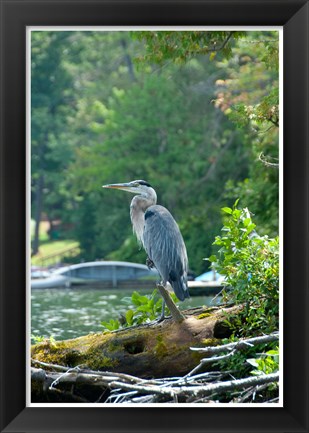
xmin=0 ymin=1 xmax=308 ymax=432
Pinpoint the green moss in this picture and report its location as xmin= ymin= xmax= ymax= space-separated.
xmin=48 ymin=341 xmax=66 ymax=352
xmin=196 ymin=307 xmax=219 ymax=320
xmin=107 ymin=341 xmax=123 ymax=353
xmin=154 ymin=335 xmax=168 ymax=358
xmin=82 ymin=336 xmax=120 ymax=370
xmin=37 ymin=342 xmax=80 ymax=366
xmin=85 ymin=351 xmax=118 ymax=370
xmin=191 ymin=349 xmax=204 ymax=364
xmin=202 ymin=338 xmax=221 ymax=346
xmin=197 ymin=312 xmax=212 ymax=319
xmin=31 ymin=333 xmax=117 ymax=369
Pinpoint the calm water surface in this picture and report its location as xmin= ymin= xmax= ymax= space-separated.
xmin=31 ymin=287 xmax=221 ymax=341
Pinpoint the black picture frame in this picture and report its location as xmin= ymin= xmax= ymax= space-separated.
xmin=0 ymin=1 xmax=308 ymax=432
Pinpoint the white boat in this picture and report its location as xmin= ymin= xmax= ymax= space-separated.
xmin=31 ymin=261 xmax=159 ymax=289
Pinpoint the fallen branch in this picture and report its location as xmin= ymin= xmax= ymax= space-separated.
xmin=108 ymin=372 xmax=279 ymax=400
xmin=31 ymin=317 xmax=279 ymax=403
xmin=190 ymin=332 xmax=279 ymax=354
xmin=31 ymin=358 xmax=279 ymax=404
xmin=235 ymin=382 xmax=271 ymax=403
xmin=186 ymin=332 xmax=279 ymax=377
xmin=31 ymin=359 xmax=70 ymax=372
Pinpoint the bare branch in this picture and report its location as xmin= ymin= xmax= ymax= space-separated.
xmin=211 ymin=32 xmax=234 ymax=52
xmin=31 ymin=331 xmax=279 ymax=403
xmin=198 ymin=32 xmax=234 ymax=54
xmin=186 ymin=332 xmax=279 ymax=377
xmin=109 ymin=373 xmax=279 ymax=399
xmin=258 ymin=153 xmax=279 ymax=168
xmin=31 ymin=359 xmax=70 ymax=372
xmin=190 ymin=332 xmax=279 ymax=354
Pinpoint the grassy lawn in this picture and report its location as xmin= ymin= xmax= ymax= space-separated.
xmin=31 ymin=240 xmax=80 ymax=267
xmin=31 ymin=220 xmax=50 ymax=242
xmin=31 ymin=220 xmax=80 ymax=267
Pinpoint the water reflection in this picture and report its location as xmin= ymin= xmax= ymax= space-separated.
xmin=31 ymin=287 xmax=220 ymax=341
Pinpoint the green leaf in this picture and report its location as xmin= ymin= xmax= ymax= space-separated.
xmin=137 ymin=305 xmax=152 ymax=313
xmin=246 ymin=358 xmax=258 ymax=368
xmin=125 ymin=309 xmax=134 ymax=326
xmin=221 ymin=207 xmax=233 ymax=214
xmin=243 ymin=217 xmax=251 ymax=227
xmin=233 ymin=198 xmax=240 ymax=208
xmin=206 ymin=255 xmax=217 ymax=263
xmin=101 ymin=319 xmax=120 ymax=331
xmin=266 ymin=349 xmax=278 ymax=356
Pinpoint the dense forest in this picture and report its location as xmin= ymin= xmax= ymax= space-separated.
xmin=31 ymin=30 xmax=279 ymax=275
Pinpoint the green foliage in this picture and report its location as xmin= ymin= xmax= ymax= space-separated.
xmin=106 ymin=236 xmax=147 ymax=264
xmin=101 ymin=318 xmax=120 ymax=332
xmin=31 ymin=30 xmax=279 ymax=276
xmin=31 ymin=334 xmax=45 ymax=344
xmin=224 ymin=168 xmax=279 ymax=237
xmin=213 ymin=338 xmax=278 ymax=382
xmin=101 ymin=289 xmax=178 ymax=331
xmin=69 ymin=68 xmax=248 ymax=272
xmin=213 ymin=31 xmax=279 ymax=236
xmin=127 ymin=290 xmax=164 ymax=322
xmin=247 ymin=347 xmax=279 ymax=376
xmin=208 ymin=203 xmax=279 ymax=337
xmin=207 ymin=205 xmax=279 ymax=380
xmin=31 ymin=334 xmax=58 ymax=346
xmin=132 ymin=31 xmax=246 ymax=64
xmin=228 ymin=87 xmax=279 ymax=128
xmin=31 ymin=32 xmax=76 ymax=222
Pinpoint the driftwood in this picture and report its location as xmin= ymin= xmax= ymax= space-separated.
xmin=31 ymin=304 xmax=279 ymax=403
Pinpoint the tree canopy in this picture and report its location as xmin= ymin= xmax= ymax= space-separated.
xmin=31 ymin=30 xmax=279 ymax=274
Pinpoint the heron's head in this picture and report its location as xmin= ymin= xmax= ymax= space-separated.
xmin=102 ymin=180 xmax=154 ymax=197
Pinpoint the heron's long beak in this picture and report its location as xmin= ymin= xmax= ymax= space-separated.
xmin=102 ymin=183 xmax=135 ymax=193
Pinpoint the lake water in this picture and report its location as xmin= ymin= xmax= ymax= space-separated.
xmin=31 ymin=287 xmax=221 ymax=341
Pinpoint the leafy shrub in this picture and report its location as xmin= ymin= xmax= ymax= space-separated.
xmin=101 ymin=289 xmax=179 ymax=331
xmin=208 ymin=202 xmax=279 ymax=337
xmin=247 ymin=347 xmax=279 ymax=376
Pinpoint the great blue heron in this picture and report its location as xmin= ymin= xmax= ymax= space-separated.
xmin=103 ymin=180 xmax=189 ymax=320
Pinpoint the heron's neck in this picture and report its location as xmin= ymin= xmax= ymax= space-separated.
xmin=130 ymin=190 xmax=157 ymax=245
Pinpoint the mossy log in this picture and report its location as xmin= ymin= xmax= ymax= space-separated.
xmin=31 ymin=304 xmax=241 ymax=402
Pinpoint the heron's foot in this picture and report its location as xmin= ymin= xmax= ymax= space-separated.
xmin=141 ymin=315 xmax=166 ymax=327
xmin=157 ymin=298 xmax=166 ymax=322
xmin=146 ymin=257 xmax=155 ymax=269
xmin=156 ymin=315 xmax=165 ymax=323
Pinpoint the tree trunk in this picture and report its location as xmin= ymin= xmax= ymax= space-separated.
xmin=32 ymin=173 xmax=44 ymax=255
xmin=120 ymin=38 xmax=136 ymax=82
xmin=31 ymin=304 xmax=241 ymax=401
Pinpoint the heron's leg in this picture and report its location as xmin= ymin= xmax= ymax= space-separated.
xmin=156 ymin=283 xmax=185 ymax=323
xmin=157 ymin=300 xmax=166 ymax=322
xmin=144 ymin=300 xmax=165 ymax=326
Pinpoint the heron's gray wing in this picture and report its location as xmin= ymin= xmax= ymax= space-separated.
xmin=143 ymin=205 xmax=188 ymax=287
